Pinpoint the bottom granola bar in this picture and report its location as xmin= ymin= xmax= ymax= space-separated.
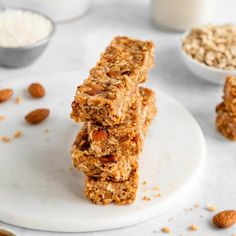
xmin=85 ymin=166 xmax=138 ymax=205
xmin=216 ymin=102 xmax=236 ymax=141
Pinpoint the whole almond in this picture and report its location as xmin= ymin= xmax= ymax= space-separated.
xmin=213 ymin=210 xmax=236 ymax=228
xmin=92 ymin=129 xmax=108 ymax=142
xmin=25 ymin=109 xmax=50 ymax=124
xmin=0 ymin=89 xmax=13 ymax=103
xmin=28 ymin=83 xmax=45 ymax=98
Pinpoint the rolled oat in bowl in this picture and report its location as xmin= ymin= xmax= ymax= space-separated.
xmin=182 ymin=24 xmax=236 ymax=70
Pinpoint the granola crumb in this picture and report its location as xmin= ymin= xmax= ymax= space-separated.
xmin=44 ymin=128 xmax=49 ymax=133
xmin=15 ymin=96 xmax=22 ymax=104
xmin=153 ymin=193 xmax=161 ymax=197
xmin=161 ymin=227 xmax=170 ymax=233
xmin=142 ymin=181 xmax=147 ymax=185
xmin=14 ymin=131 xmax=22 ymax=138
xmin=206 ymin=205 xmax=217 ymax=212
xmin=194 ymin=203 xmax=200 ymax=208
xmin=1 ymin=136 xmax=10 ymax=143
xmin=188 ymin=224 xmax=198 ymax=231
xmin=142 ymin=196 xmax=151 ymax=201
xmin=0 ymin=115 xmax=6 ymax=121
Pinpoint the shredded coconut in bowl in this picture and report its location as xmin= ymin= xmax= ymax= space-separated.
xmin=0 ymin=9 xmax=53 ymax=48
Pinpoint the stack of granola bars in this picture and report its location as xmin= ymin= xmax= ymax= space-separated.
xmin=216 ymin=76 xmax=236 ymax=141
xmin=71 ymin=36 xmax=157 ymax=204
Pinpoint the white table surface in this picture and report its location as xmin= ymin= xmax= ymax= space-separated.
xmin=0 ymin=0 xmax=235 ymax=235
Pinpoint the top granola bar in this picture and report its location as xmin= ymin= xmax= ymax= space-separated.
xmin=71 ymin=36 xmax=154 ymax=126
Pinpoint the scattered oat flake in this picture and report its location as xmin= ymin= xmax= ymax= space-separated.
xmin=194 ymin=203 xmax=200 ymax=208
xmin=142 ymin=196 xmax=151 ymax=201
xmin=14 ymin=131 xmax=22 ymax=138
xmin=188 ymin=224 xmax=198 ymax=231
xmin=1 ymin=136 xmax=10 ymax=142
xmin=154 ymin=193 xmax=161 ymax=197
xmin=142 ymin=181 xmax=147 ymax=185
xmin=161 ymin=227 xmax=170 ymax=233
xmin=206 ymin=205 xmax=217 ymax=212
xmin=0 ymin=115 xmax=6 ymax=121
xmin=15 ymin=96 xmax=22 ymax=104
xmin=152 ymin=186 xmax=160 ymax=190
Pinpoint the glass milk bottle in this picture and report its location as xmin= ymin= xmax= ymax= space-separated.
xmin=151 ymin=0 xmax=214 ymax=31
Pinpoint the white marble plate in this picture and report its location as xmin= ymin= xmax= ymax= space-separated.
xmin=0 ymin=71 xmax=206 ymax=232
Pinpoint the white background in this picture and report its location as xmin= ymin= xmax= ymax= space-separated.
xmin=0 ymin=0 xmax=235 ymax=235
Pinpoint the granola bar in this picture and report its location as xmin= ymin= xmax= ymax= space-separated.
xmin=71 ymin=87 xmax=157 ymax=181
xmin=215 ymin=76 xmax=236 ymax=140
xmin=216 ymin=102 xmax=236 ymax=141
xmin=85 ymin=167 xmax=138 ymax=205
xmin=71 ymin=36 xmax=154 ymax=126
xmin=223 ymin=76 xmax=236 ymax=114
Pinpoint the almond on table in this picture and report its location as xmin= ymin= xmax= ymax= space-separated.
xmin=25 ymin=108 xmax=50 ymax=124
xmin=28 ymin=83 xmax=45 ymax=98
xmin=213 ymin=210 xmax=236 ymax=228
xmin=1 ymin=136 xmax=10 ymax=143
xmin=0 ymin=89 xmax=13 ymax=103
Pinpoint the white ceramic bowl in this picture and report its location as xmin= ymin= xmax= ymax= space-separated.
xmin=1 ymin=0 xmax=91 ymax=22
xmin=181 ymin=31 xmax=236 ymax=85
xmin=0 ymin=8 xmax=55 ymax=68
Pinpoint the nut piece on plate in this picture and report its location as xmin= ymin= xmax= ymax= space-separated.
xmin=28 ymin=83 xmax=45 ymax=98
xmin=161 ymin=227 xmax=170 ymax=233
xmin=25 ymin=108 xmax=50 ymax=124
xmin=213 ymin=210 xmax=236 ymax=228
xmin=0 ymin=89 xmax=13 ymax=103
xmin=188 ymin=224 xmax=198 ymax=231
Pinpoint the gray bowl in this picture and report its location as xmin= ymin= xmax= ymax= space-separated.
xmin=0 ymin=8 xmax=55 ymax=68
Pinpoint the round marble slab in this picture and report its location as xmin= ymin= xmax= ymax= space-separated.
xmin=0 ymin=71 xmax=206 ymax=232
